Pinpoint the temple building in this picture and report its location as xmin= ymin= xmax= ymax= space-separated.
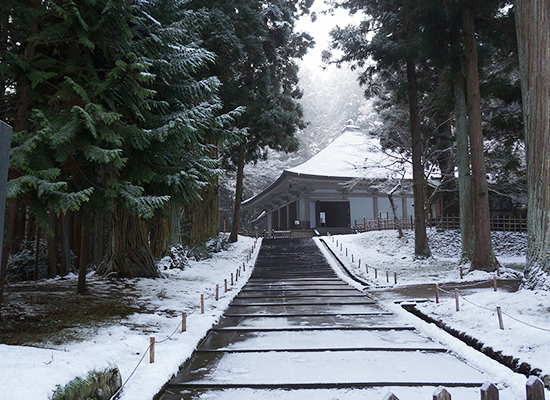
xmin=242 ymin=123 xmax=418 ymax=235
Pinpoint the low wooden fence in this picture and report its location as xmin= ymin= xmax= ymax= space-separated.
xmin=383 ymin=376 xmax=546 ymax=400
xmin=353 ymin=216 xmax=527 ymax=233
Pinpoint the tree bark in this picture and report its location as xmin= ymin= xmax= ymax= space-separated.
xmin=77 ymin=224 xmax=89 ymax=294
xmin=97 ymin=205 xmax=158 ymax=278
xmin=462 ymin=7 xmax=499 ymax=272
xmin=406 ymin=58 xmax=431 ymax=258
xmin=515 ymin=0 xmax=550 ymax=288
xmin=60 ymin=212 xmax=72 ymax=276
xmin=150 ymin=205 xmax=171 ymax=258
xmin=454 ymin=69 xmax=475 ymax=263
xmin=46 ymin=212 xmax=57 ymax=278
xmin=229 ymin=147 xmax=245 ymax=243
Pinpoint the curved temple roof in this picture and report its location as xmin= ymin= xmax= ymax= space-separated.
xmin=242 ymin=126 xmax=412 ymax=210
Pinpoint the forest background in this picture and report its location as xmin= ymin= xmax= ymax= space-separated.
xmin=0 ymin=0 xmax=549 ymax=318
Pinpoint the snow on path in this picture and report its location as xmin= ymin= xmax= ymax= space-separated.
xmin=0 ymin=236 xmax=260 ymax=400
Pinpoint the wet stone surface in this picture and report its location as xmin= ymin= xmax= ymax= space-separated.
xmin=158 ymin=238 xmax=490 ymax=400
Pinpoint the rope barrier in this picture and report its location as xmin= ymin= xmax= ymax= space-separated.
xmin=438 ymin=283 xmax=550 ymax=333
xmin=108 ymin=241 xmax=258 ymax=400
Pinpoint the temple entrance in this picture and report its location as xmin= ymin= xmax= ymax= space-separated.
xmin=316 ymin=201 xmax=350 ymax=228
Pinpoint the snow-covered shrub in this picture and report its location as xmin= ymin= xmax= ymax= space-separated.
xmin=5 ymin=241 xmax=48 ymax=282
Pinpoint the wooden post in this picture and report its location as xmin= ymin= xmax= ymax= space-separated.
xmin=149 ymin=337 xmax=155 ymax=363
xmin=231 ymin=273 xmax=234 ymax=285
xmin=340 ymin=243 xmax=342 ymax=251
xmin=435 ymin=283 xmax=440 ymax=304
xmin=215 ymin=284 xmax=219 ymax=301
xmin=433 ymin=387 xmax=451 ymax=400
xmin=386 ymin=270 xmax=389 ymax=282
xmin=496 ymin=306 xmax=504 ymax=330
xmin=336 ymin=240 xmax=338 ymax=247
xmin=346 ymin=248 xmax=348 ymax=256
xmin=358 ymin=259 xmax=361 ymax=269
xmin=493 ymin=276 xmax=498 ymax=292
xmin=460 ymin=266 xmax=463 ymax=279
xmin=455 ymin=288 xmax=460 ymax=312
xmin=224 ymin=279 xmax=228 ymax=292
xmin=182 ymin=312 xmax=187 ymax=332
xmin=375 ymin=268 xmax=378 ymax=279
xmin=480 ymin=382 xmax=499 ymax=400
xmin=365 ymin=263 xmax=368 ymax=273
xmin=526 ymin=376 xmax=545 ymax=400
xmin=352 ymin=254 xmax=354 ymax=263
xmin=200 ymin=294 xmax=204 ymax=314
xmin=497 ymin=263 xmax=500 ymax=277
xmin=243 ymin=262 xmax=246 ymax=271
xmin=394 ymin=272 xmax=397 ymax=284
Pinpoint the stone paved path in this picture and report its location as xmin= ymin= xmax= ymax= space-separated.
xmin=158 ymin=238 xmax=492 ymax=399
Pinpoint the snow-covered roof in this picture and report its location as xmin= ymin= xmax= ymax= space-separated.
xmin=286 ymin=126 xmax=411 ymax=180
xmin=242 ymin=126 xmax=412 ymax=209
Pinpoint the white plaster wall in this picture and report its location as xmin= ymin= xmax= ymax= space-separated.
xmin=349 ymin=197 xmax=375 ymax=225
xmin=309 ymin=201 xmax=316 ymax=228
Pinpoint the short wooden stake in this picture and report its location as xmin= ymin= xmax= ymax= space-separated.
xmin=480 ymin=381 xmax=499 ymax=400
xmin=224 ymin=279 xmax=228 ymax=292
xmin=497 ymin=306 xmax=504 ymax=330
xmin=200 ymin=294 xmax=204 ymax=314
xmin=460 ymin=266 xmax=463 ymax=279
xmin=526 ymin=376 xmax=545 ymax=400
xmin=358 ymin=259 xmax=361 ymax=268
xmin=182 ymin=312 xmax=187 ymax=332
xmin=375 ymin=268 xmax=378 ymax=279
xmin=243 ymin=262 xmax=246 ymax=271
xmin=231 ymin=273 xmax=234 ymax=285
xmin=455 ymin=288 xmax=460 ymax=312
xmin=386 ymin=270 xmax=389 ymax=282
xmin=352 ymin=254 xmax=354 ymax=263
xmin=435 ymin=283 xmax=440 ymax=304
xmin=497 ymin=264 xmax=500 ymax=277
xmin=394 ymin=272 xmax=397 ymax=284
xmin=346 ymin=248 xmax=348 ymax=256
xmin=215 ymin=284 xmax=219 ymax=301
xmin=149 ymin=337 xmax=155 ymax=363
xmin=433 ymin=386 xmax=451 ymax=400
xmin=365 ymin=263 xmax=368 ymax=273
xmin=340 ymin=243 xmax=342 ymax=251
xmin=493 ymin=276 xmax=498 ymax=292
xmin=336 ymin=240 xmax=338 ymax=247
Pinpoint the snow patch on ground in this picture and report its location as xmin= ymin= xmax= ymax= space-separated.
xmin=323 ymin=229 xmax=550 ymax=396
xmin=0 ymin=235 xmax=260 ymax=400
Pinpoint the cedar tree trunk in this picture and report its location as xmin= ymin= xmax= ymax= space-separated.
xmin=97 ymin=206 xmax=158 ymax=278
xmin=454 ymin=70 xmax=475 ymax=263
xmin=463 ymin=7 xmax=499 ymax=272
xmin=406 ymin=58 xmax=431 ymax=258
xmin=515 ymin=0 xmax=550 ymax=288
xmin=229 ymin=146 xmax=245 ymax=243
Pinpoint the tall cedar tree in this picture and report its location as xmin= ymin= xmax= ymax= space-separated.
xmin=189 ymin=0 xmax=314 ymax=242
xmin=2 ymin=0 xmax=223 ymax=294
xmin=327 ymin=0 xmax=431 ymax=258
xmin=515 ymin=0 xmax=550 ymax=288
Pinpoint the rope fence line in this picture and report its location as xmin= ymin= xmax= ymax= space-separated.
xmin=326 ymin=234 xmax=550 ymax=334
xmin=108 ymin=238 xmax=260 ymax=400
xmin=437 ymin=283 xmax=550 ymax=333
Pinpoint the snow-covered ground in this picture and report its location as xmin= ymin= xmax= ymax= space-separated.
xmin=1 ymin=229 xmax=548 ymax=400
xmin=0 ymin=236 xmax=260 ymax=400
xmin=320 ymin=228 xmax=550 ymax=397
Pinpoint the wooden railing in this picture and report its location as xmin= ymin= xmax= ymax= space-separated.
xmin=353 ymin=215 xmax=527 ymax=233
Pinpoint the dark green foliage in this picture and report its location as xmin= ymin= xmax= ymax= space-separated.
xmin=5 ymin=241 xmax=47 ymax=282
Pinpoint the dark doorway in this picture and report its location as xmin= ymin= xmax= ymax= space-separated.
xmin=316 ymin=201 xmax=350 ymax=228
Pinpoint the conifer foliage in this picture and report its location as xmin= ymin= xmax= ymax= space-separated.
xmin=1 ymin=0 xmax=225 ymax=303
